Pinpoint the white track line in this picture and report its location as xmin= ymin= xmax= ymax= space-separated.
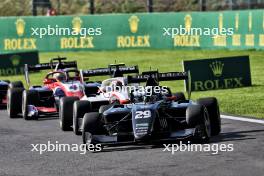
xmin=221 ymin=115 xmax=264 ymax=124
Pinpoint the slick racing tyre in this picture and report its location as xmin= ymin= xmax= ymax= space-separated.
xmin=22 ymin=90 xmax=39 ymax=120
xmin=82 ymin=112 xmax=104 ymax=145
xmin=7 ymin=88 xmax=24 ymax=118
xmin=197 ymin=97 xmax=221 ymax=136
xmin=186 ymin=104 xmax=211 ymax=143
xmin=73 ymin=100 xmax=91 ymax=135
xmin=9 ymin=81 xmax=24 ymax=89
xmin=173 ymin=92 xmax=186 ymax=101
xmin=59 ymin=96 xmax=79 ymax=131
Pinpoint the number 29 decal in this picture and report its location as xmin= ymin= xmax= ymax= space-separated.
xmin=135 ymin=110 xmax=151 ymax=119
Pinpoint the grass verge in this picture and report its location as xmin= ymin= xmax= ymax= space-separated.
xmin=1 ymin=49 xmax=263 ymax=118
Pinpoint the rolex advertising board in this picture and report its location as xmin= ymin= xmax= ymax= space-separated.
xmin=183 ymin=56 xmax=251 ymax=91
xmin=0 ymin=51 xmax=39 ymax=76
xmin=0 ymin=10 xmax=264 ymax=53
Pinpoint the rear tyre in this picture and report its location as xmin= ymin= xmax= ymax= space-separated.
xmin=173 ymin=92 xmax=186 ymax=101
xmin=73 ymin=101 xmax=91 ymax=135
xmin=82 ymin=112 xmax=104 ymax=144
xmin=186 ymin=104 xmax=211 ymax=143
xmin=9 ymin=81 xmax=24 ymax=89
xmin=197 ymin=97 xmax=221 ymax=136
xmin=22 ymin=90 xmax=39 ymax=120
xmin=59 ymin=96 xmax=79 ymax=131
xmin=7 ymin=88 xmax=24 ymax=118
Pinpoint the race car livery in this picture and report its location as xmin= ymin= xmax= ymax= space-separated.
xmin=7 ymin=57 xmax=99 ymax=120
xmin=81 ymin=71 xmax=221 ymax=149
xmin=59 ymin=63 xmax=139 ymax=133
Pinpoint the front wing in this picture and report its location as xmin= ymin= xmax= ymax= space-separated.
xmin=87 ymin=128 xmax=195 ymax=146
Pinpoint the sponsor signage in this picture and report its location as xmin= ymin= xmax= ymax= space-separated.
xmin=183 ymin=56 xmax=251 ymax=91
xmin=116 ymin=15 xmax=151 ymax=48
xmin=0 ymin=10 xmax=264 ymax=52
xmin=0 ymin=51 xmax=39 ymax=76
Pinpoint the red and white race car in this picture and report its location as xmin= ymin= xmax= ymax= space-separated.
xmin=7 ymin=57 xmax=100 ymax=121
xmin=59 ymin=63 xmax=139 ymax=134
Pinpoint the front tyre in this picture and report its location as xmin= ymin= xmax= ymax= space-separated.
xmin=7 ymin=88 xmax=24 ymax=118
xmin=9 ymin=81 xmax=24 ymax=89
xmin=197 ymin=97 xmax=221 ymax=136
xmin=59 ymin=96 xmax=79 ymax=131
xmin=73 ymin=100 xmax=91 ymax=135
xmin=22 ymin=90 xmax=39 ymax=120
xmin=82 ymin=112 xmax=104 ymax=145
xmin=186 ymin=104 xmax=211 ymax=143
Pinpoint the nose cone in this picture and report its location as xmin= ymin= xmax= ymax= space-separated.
xmin=132 ymin=104 xmax=156 ymax=140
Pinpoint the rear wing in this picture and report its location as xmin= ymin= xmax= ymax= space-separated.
xmin=24 ymin=57 xmax=77 ymax=86
xmin=127 ymin=71 xmax=188 ymax=82
xmin=26 ymin=58 xmax=77 ymax=72
xmin=80 ymin=64 xmax=139 ymax=79
xmin=127 ymin=71 xmax=192 ymax=99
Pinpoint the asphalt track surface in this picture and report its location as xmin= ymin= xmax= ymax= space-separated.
xmin=0 ymin=108 xmax=263 ymax=176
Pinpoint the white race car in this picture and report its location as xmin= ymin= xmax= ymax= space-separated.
xmin=59 ymin=63 xmax=139 ymax=135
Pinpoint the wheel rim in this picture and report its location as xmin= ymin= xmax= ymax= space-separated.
xmin=59 ymin=120 xmax=62 ymax=129
xmin=73 ymin=111 xmax=78 ymax=133
xmin=73 ymin=118 xmax=76 ymax=132
xmin=7 ymin=90 xmax=10 ymax=116
xmin=204 ymin=110 xmax=211 ymax=138
xmin=22 ymin=93 xmax=26 ymax=118
xmin=59 ymin=105 xmax=63 ymax=129
xmin=84 ymin=132 xmax=92 ymax=144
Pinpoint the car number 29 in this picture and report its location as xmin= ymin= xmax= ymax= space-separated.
xmin=135 ymin=110 xmax=151 ymax=119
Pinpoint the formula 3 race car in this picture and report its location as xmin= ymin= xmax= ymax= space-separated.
xmin=81 ymin=71 xmax=221 ymax=149
xmin=7 ymin=57 xmax=99 ymax=120
xmin=59 ymin=63 xmax=139 ymax=133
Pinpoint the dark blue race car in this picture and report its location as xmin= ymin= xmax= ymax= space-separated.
xmin=81 ymin=71 xmax=221 ymax=149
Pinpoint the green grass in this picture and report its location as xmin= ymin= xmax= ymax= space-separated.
xmin=1 ymin=49 xmax=263 ymax=118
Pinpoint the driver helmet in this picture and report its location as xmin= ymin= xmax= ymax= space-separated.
xmin=53 ymin=72 xmax=66 ymax=82
xmin=111 ymin=80 xmax=123 ymax=91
